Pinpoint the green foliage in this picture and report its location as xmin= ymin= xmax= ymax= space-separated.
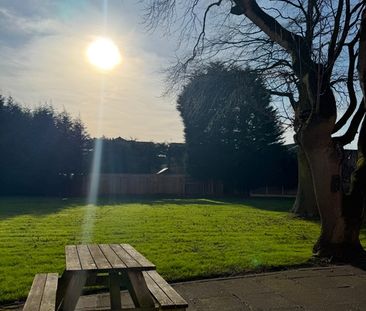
xmin=177 ymin=63 xmax=287 ymax=191
xmin=0 ymin=196 xmax=331 ymax=303
xmin=0 ymin=96 xmax=89 ymax=195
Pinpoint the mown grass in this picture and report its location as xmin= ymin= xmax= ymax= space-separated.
xmin=0 ymin=196 xmax=357 ymax=303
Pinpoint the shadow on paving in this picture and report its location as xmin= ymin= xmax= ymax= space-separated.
xmin=72 ymin=265 xmax=366 ymax=311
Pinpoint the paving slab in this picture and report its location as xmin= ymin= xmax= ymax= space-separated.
xmin=3 ymin=265 xmax=366 ymax=311
xmin=73 ymin=265 xmax=366 ymax=310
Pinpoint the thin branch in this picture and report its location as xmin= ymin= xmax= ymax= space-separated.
xmin=336 ymin=100 xmax=366 ymax=146
xmin=333 ymin=34 xmax=359 ymax=133
xmin=326 ymin=0 xmax=344 ymax=75
xmin=270 ymin=91 xmax=297 ymax=110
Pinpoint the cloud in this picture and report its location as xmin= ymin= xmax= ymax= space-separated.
xmin=0 ymin=1 xmax=63 ymax=47
xmin=0 ymin=1 xmax=184 ymax=143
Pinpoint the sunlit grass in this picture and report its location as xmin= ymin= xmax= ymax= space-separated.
xmin=0 ymin=196 xmax=343 ymax=303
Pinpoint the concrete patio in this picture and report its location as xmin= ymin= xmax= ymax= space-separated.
xmin=75 ymin=265 xmax=366 ymax=310
xmin=3 ymin=265 xmax=366 ymax=311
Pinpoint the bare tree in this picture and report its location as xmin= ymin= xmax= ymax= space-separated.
xmin=145 ymin=0 xmax=366 ymax=260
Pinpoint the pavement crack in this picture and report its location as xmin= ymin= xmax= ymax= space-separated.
xmin=232 ymin=293 xmax=254 ymax=310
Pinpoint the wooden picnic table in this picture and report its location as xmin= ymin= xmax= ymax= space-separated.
xmin=57 ymin=244 xmax=157 ymax=311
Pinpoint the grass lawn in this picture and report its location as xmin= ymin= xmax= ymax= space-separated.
xmin=0 ymin=196 xmax=360 ymax=303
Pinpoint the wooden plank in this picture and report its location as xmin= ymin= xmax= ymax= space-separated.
xmin=77 ymin=245 xmax=97 ymax=270
xmin=126 ymin=271 xmax=155 ymax=308
xmin=40 ymin=273 xmax=58 ymax=311
xmin=120 ymin=244 xmax=155 ymax=269
xmin=146 ymin=271 xmax=187 ymax=307
xmin=23 ymin=274 xmax=47 ymax=311
xmin=142 ymin=271 xmax=173 ymax=307
xmin=61 ymin=271 xmax=88 ymax=311
xmin=56 ymin=271 xmax=73 ymax=309
xmin=110 ymin=244 xmax=141 ymax=268
xmin=99 ymin=244 xmax=126 ymax=269
xmin=65 ymin=245 xmax=81 ymax=271
xmin=88 ymin=244 xmax=112 ymax=270
xmin=109 ymin=271 xmax=122 ymax=310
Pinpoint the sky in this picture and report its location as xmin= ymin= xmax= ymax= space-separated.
xmin=0 ymin=0 xmax=185 ymax=142
xmin=0 ymin=0 xmax=357 ymax=147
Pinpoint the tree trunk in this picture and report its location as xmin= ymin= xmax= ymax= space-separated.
xmin=298 ymin=92 xmax=364 ymax=260
xmin=299 ymin=116 xmax=346 ymax=256
xmin=231 ymin=1 xmax=366 ymax=261
xmin=292 ymin=147 xmax=318 ymax=217
xmin=296 ymin=68 xmax=365 ymax=260
xmin=337 ymin=11 xmax=366 ymax=259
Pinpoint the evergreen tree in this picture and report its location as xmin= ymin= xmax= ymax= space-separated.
xmin=0 ymin=96 xmax=89 ymax=195
xmin=177 ymin=62 xmax=285 ymax=193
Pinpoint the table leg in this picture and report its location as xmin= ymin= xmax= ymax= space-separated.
xmin=127 ymin=271 xmax=155 ymax=309
xmin=59 ymin=271 xmax=88 ymax=311
xmin=109 ymin=271 xmax=122 ymax=310
xmin=56 ymin=271 xmax=72 ymax=309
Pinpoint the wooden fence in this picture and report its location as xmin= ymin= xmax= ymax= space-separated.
xmin=249 ymin=186 xmax=297 ymax=198
xmin=82 ymin=174 xmax=223 ymax=196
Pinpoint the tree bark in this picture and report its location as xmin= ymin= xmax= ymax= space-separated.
xmin=292 ymin=147 xmax=318 ymax=217
xmin=334 ymin=8 xmax=366 ymax=260
xmin=232 ymin=0 xmax=366 ymax=261
xmin=296 ymin=70 xmax=358 ymax=259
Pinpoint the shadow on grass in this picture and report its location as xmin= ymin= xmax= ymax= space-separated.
xmin=0 ymin=197 xmax=84 ymax=219
xmin=0 ymin=195 xmax=296 ymax=219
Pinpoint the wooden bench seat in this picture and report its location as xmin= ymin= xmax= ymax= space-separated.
xmin=23 ymin=273 xmax=58 ymax=311
xmin=143 ymin=271 xmax=188 ymax=310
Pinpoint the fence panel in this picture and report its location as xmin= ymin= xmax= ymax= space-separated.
xmin=82 ymin=174 xmax=222 ymax=196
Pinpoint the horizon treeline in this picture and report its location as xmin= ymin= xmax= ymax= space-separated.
xmin=0 ymin=95 xmax=185 ymax=196
xmin=0 ymin=95 xmax=90 ymax=195
xmin=0 ymin=95 xmax=297 ymax=196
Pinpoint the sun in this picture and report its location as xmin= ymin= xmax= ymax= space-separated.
xmin=86 ymin=37 xmax=121 ymax=71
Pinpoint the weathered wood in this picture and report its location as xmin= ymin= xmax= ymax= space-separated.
xmin=88 ymin=244 xmax=112 ymax=270
xmin=60 ymin=244 xmax=169 ymax=311
xmin=24 ymin=274 xmax=47 ymax=311
xmin=39 ymin=273 xmax=58 ymax=311
xmin=110 ymin=244 xmax=141 ymax=268
xmin=127 ymin=271 xmax=155 ymax=309
xmin=99 ymin=244 xmax=127 ymax=269
xmin=61 ymin=271 xmax=88 ymax=311
xmin=142 ymin=272 xmax=173 ymax=307
xmin=65 ymin=246 xmax=81 ymax=271
xmin=24 ymin=273 xmax=58 ymax=311
xmin=109 ymin=271 xmax=122 ymax=310
xmin=77 ymin=245 xmax=97 ymax=270
xmin=56 ymin=271 xmax=73 ymax=309
xmin=146 ymin=271 xmax=187 ymax=308
xmin=121 ymin=244 xmax=155 ymax=269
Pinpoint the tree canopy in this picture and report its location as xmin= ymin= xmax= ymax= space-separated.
xmin=177 ymin=62 xmax=291 ymax=192
xmin=145 ymin=0 xmax=366 ymax=260
xmin=0 ymin=95 xmax=89 ymax=196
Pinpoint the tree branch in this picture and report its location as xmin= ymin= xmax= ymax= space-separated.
xmin=231 ymin=0 xmax=303 ymax=54
xmin=333 ymin=34 xmax=359 ymax=134
xmin=270 ymin=91 xmax=297 ymax=110
xmin=336 ymin=100 xmax=366 ymax=146
xmin=327 ymin=0 xmax=344 ymax=69
xmin=359 ymin=9 xmax=366 ymax=99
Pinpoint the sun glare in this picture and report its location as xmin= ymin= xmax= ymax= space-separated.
xmin=87 ymin=37 xmax=121 ymax=71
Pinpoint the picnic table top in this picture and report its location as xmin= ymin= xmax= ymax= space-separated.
xmin=65 ymin=244 xmax=156 ymax=272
